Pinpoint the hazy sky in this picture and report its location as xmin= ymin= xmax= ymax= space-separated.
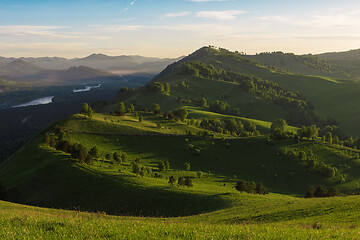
xmin=1 ymin=0 xmax=360 ymax=58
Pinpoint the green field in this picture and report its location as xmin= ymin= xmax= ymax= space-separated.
xmin=4 ymin=46 xmax=360 ymax=239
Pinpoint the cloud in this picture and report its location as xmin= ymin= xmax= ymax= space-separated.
xmin=0 ymin=25 xmax=70 ymax=38
xmin=189 ymin=0 xmax=228 ymax=2
xmin=196 ymin=10 xmax=245 ymax=21
xmin=124 ymin=0 xmax=136 ymax=11
xmin=165 ymin=11 xmax=191 ymax=17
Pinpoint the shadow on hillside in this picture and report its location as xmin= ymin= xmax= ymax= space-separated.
xmin=3 ymin=147 xmax=230 ymax=217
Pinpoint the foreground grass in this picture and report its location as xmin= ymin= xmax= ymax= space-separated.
xmin=1 ymin=199 xmax=360 ymax=239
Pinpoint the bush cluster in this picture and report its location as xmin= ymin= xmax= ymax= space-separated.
xmin=281 ymin=148 xmax=346 ymax=183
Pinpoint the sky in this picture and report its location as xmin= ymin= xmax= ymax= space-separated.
xmin=1 ymin=0 xmax=360 ymax=58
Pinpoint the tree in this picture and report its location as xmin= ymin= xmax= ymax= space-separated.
xmin=306 ymin=185 xmax=316 ymax=198
xmin=328 ymin=187 xmax=340 ymax=197
xmin=197 ymin=171 xmax=203 ymax=178
xmin=325 ymin=132 xmax=333 ymax=143
xmin=209 ymin=100 xmax=229 ymax=113
xmin=71 ymin=143 xmax=88 ymax=163
xmin=139 ymin=116 xmax=143 ymax=122
xmin=168 ymin=176 xmax=176 ymax=186
xmin=44 ymin=132 xmax=50 ymax=145
xmin=173 ymin=109 xmax=188 ymax=122
xmin=158 ymin=161 xmax=166 ymax=171
xmin=271 ymin=119 xmax=288 ymax=138
xmin=113 ymin=152 xmax=120 ymax=162
xmin=139 ymin=169 xmax=146 ymax=178
xmin=151 ymin=103 xmax=161 ymax=115
xmin=199 ymin=97 xmax=207 ymax=107
xmin=255 ymin=182 xmax=267 ymax=195
xmin=164 ymin=82 xmax=171 ymax=95
xmin=49 ymin=138 xmax=56 ymax=148
xmin=235 ymin=180 xmax=247 ymax=192
xmin=85 ymin=154 xmax=94 ymax=165
xmin=185 ymin=177 xmax=193 ymax=188
xmin=132 ymin=163 xmax=141 ymax=174
xmin=314 ymin=185 xmax=328 ymax=197
xmin=87 ymin=106 xmax=94 ymax=119
xmin=116 ymin=102 xmax=126 ymax=116
xmin=105 ymin=153 xmax=111 ymax=160
xmin=121 ymin=153 xmax=127 ymax=162
xmin=80 ymin=103 xmax=89 ymax=116
xmin=164 ymin=160 xmax=170 ymax=170
xmin=157 ymin=122 xmax=162 ymax=129
xmin=89 ymin=146 xmax=99 ymax=158
xmin=178 ymin=177 xmax=185 ymax=187
xmin=128 ymin=104 xmax=135 ymax=113
xmin=184 ymin=162 xmax=191 ymax=171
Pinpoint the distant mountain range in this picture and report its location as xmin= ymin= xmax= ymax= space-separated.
xmin=0 ymin=54 xmax=181 ymax=91
xmin=0 ymin=54 xmax=182 ymax=75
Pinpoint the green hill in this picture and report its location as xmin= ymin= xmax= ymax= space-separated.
xmin=245 ymin=51 xmax=356 ymax=80
xmin=1 ymin=111 xmax=360 ymax=214
xmin=123 ymin=46 xmax=360 ymax=136
xmin=2 ymin=111 xmax=360 ymax=237
xmin=4 ymin=46 xmax=360 ymax=238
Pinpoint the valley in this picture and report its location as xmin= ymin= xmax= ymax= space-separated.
xmin=2 ymin=46 xmax=360 ymax=239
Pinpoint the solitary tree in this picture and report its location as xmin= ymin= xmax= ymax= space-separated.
xmin=157 ymin=122 xmax=162 ymax=129
xmin=139 ymin=116 xmax=143 ymax=122
xmin=116 ymin=102 xmax=126 ymax=116
xmin=105 ymin=153 xmax=111 ymax=160
xmin=184 ymin=162 xmax=191 ymax=171
xmin=185 ymin=177 xmax=193 ymax=188
xmin=151 ymin=103 xmax=161 ymax=115
xmin=197 ymin=171 xmax=203 ymax=178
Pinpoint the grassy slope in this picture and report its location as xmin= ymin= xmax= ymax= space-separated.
xmin=246 ymin=52 xmax=357 ymax=80
xmin=177 ymin=48 xmax=360 ymax=136
xmin=3 ymin=193 xmax=360 ymax=239
xmin=3 ymin=112 xmax=360 ymax=237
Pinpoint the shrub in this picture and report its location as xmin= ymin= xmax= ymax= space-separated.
xmin=178 ymin=177 xmax=185 ymax=187
xmin=184 ymin=163 xmax=191 ymax=171
xmin=168 ymin=176 xmax=176 ymax=186
xmin=158 ymin=161 xmax=166 ymax=171
xmin=132 ymin=163 xmax=141 ymax=174
xmin=185 ymin=177 xmax=193 ymax=188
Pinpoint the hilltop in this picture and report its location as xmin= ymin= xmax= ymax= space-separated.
xmin=118 ymin=46 xmax=360 ymax=136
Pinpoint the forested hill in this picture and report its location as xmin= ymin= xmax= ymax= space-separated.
xmin=143 ymin=46 xmax=360 ymax=137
